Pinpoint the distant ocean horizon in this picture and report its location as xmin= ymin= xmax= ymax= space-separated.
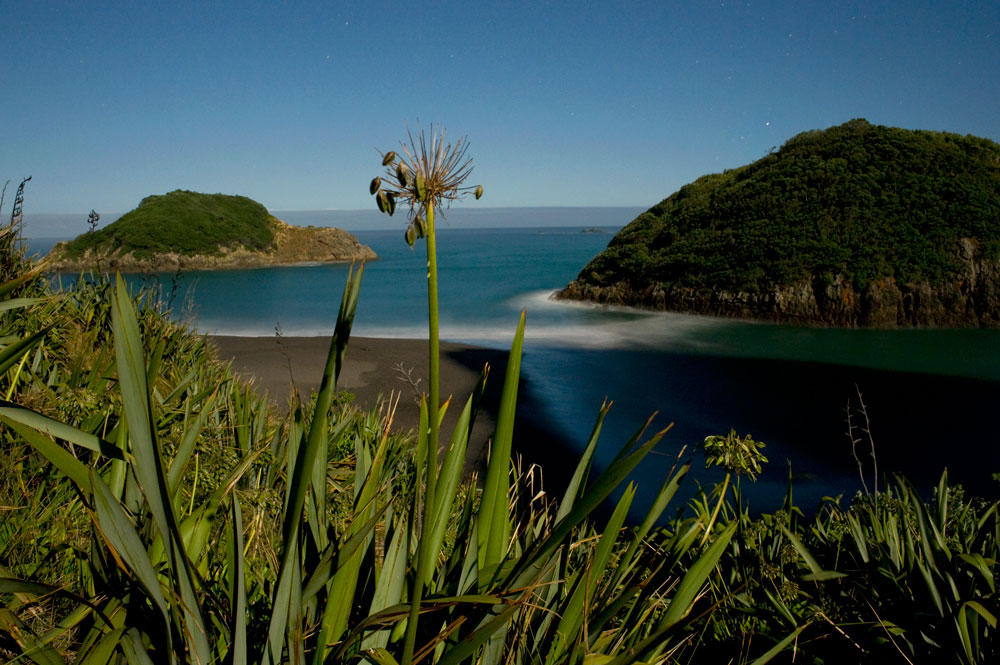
xmin=22 ymin=208 xmax=1000 ymax=516
xmin=21 ymin=206 xmax=647 ymax=238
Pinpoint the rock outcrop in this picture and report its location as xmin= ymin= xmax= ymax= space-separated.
xmin=557 ymin=238 xmax=1000 ymax=328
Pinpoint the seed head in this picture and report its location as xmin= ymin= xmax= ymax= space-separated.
xmin=397 ymin=163 xmax=412 ymax=188
xmin=370 ymin=124 xmax=484 ymax=245
xmin=415 ymin=173 xmax=427 ymax=202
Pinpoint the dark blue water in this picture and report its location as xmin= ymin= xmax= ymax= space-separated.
xmin=29 ymin=219 xmax=1000 ymax=516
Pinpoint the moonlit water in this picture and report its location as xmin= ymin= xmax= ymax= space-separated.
xmin=27 ymin=214 xmax=1000 ymax=515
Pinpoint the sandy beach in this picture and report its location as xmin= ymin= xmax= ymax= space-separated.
xmin=209 ymin=335 xmax=510 ymax=473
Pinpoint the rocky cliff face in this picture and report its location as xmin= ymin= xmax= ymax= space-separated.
xmin=46 ymin=219 xmax=376 ymax=272
xmin=557 ymin=238 xmax=1000 ymax=328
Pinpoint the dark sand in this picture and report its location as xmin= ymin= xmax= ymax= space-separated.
xmin=209 ymin=335 xmax=510 ymax=473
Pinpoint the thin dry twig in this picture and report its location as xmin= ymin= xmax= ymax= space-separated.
xmin=865 ymin=601 xmax=915 ymax=665
xmin=394 ymin=362 xmax=422 ymax=403
xmin=854 ymin=386 xmax=879 ymax=501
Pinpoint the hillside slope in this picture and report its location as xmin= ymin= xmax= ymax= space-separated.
xmin=557 ymin=119 xmax=1000 ymax=327
xmin=47 ymin=190 xmax=376 ymax=271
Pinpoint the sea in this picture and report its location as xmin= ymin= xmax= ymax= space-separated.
xmin=23 ymin=208 xmax=1000 ymax=518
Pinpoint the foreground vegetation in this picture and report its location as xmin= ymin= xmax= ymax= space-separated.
xmin=2 ymin=142 xmax=998 ymax=663
xmin=572 ymin=119 xmax=1000 ymax=294
xmin=57 ymin=190 xmax=278 ymax=259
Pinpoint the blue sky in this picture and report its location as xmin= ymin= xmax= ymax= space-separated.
xmin=2 ymin=0 xmax=998 ymax=216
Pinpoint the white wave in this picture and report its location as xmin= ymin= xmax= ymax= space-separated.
xmin=192 ymin=289 xmax=736 ymax=352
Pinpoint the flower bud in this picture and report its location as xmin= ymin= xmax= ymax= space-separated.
xmin=369 ymin=177 xmax=381 ymax=195
xmin=382 ymin=151 xmax=397 ymax=166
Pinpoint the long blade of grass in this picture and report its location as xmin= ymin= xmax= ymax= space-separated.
xmin=281 ymin=265 xmax=362 ymax=546
xmin=0 ymin=608 xmax=66 ymax=665
xmin=111 ymin=274 xmax=210 ymax=664
xmin=747 ymin=624 xmax=808 ymax=665
xmin=0 ymin=262 xmax=49 ymax=299
xmin=434 ymin=602 xmax=523 ymax=665
xmin=90 ymin=469 xmax=171 ymax=649
xmin=315 ymin=408 xmax=394 ymax=661
xmin=424 ymin=383 xmax=479 ymax=587
xmin=548 ymin=483 xmax=635 ymax=663
xmin=605 ymin=523 xmax=736 ymax=665
xmin=362 ymin=516 xmax=410 ymax=651
xmin=263 ymin=267 xmax=363 ymax=665
xmin=301 ymin=501 xmax=390 ymax=602
xmin=0 ymin=401 xmax=125 ymax=460
xmin=657 ymin=521 xmax=737 ymax=630
xmin=166 ymin=388 xmax=219 ymax=498
xmin=778 ymin=525 xmax=846 ymax=581
xmin=0 ymin=296 xmax=44 ymax=313
xmin=77 ymin=627 xmax=126 ymax=665
xmin=262 ymin=528 xmax=298 ymax=665
xmin=509 ymin=428 xmax=667 ymax=590
xmin=556 ymin=401 xmax=611 ymax=523
xmin=478 ymin=310 xmax=525 ymax=575
xmin=227 ymin=496 xmax=248 ymax=665
xmin=609 ymin=462 xmax=690 ymax=593
xmin=179 ymin=448 xmax=262 ymax=568
xmin=120 ymin=627 xmax=157 ymax=665
xmin=3 ymin=417 xmax=94 ymax=493
xmin=964 ymin=600 xmax=997 ymax=628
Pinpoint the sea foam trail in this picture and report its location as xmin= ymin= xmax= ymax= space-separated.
xmin=193 ymin=289 xmax=728 ymax=352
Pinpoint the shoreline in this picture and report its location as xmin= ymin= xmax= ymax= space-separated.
xmin=210 ymin=335 xmax=512 ymax=475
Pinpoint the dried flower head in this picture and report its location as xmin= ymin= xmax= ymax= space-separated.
xmin=369 ymin=124 xmax=483 ymax=224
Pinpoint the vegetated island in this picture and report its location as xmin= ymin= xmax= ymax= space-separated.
xmin=45 ymin=190 xmax=376 ymax=272
xmin=557 ymin=119 xmax=1000 ymax=327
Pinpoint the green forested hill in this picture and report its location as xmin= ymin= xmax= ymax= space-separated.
xmin=560 ymin=120 xmax=1000 ymax=326
xmin=60 ymin=190 xmax=276 ymax=260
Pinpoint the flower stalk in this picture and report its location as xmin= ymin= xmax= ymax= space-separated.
xmin=369 ymin=125 xmax=482 ymax=665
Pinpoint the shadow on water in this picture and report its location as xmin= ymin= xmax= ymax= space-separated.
xmin=456 ymin=345 xmax=1000 ymax=522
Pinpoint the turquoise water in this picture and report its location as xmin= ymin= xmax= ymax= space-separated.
xmin=28 ymin=219 xmax=1000 ymax=513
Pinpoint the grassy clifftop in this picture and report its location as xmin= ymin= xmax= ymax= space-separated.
xmin=560 ymin=119 xmax=1000 ymax=326
xmin=60 ymin=190 xmax=276 ymax=259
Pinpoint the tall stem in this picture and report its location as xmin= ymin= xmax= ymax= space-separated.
xmin=402 ymin=201 xmax=439 ymax=665
xmin=425 ymin=201 xmax=440 ymax=496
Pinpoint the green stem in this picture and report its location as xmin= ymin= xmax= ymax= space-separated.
xmin=402 ymin=201 xmax=439 ymax=665
xmin=425 ymin=202 xmax=440 ymax=499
